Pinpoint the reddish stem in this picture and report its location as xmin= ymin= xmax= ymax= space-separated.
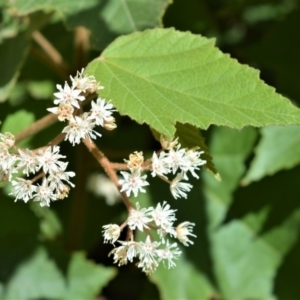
xmin=83 ymin=138 xmax=133 ymax=211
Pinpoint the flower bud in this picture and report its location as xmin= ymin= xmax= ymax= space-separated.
xmin=104 ymin=117 xmax=117 ymax=131
xmin=160 ymin=135 xmax=178 ymax=150
xmin=125 ymin=151 xmax=144 ymax=171
xmin=103 ymin=224 xmax=121 ymax=244
xmin=175 ymin=221 xmax=196 ymax=246
xmin=1 ymin=132 xmax=15 ymax=149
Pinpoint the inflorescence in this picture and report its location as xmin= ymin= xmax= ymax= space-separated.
xmin=0 ymin=68 xmax=207 ymax=274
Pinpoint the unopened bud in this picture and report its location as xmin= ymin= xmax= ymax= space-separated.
xmin=176 ymin=221 xmax=196 ymax=246
xmin=103 ymin=224 xmax=121 ymax=244
xmin=160 ymin=135 xmax=178 ymax=150
xmin=58 ymin=185 xmax=70 ymax=199
xmin=104 ymin=117 xmax=117 ymax=131
xmin=1 ymin=132 xmax=15 ymax=149
xmin=125 ymin=151 xmax=144 ymax=171
xmin=57 ymin=103 xmax=74 ymax=121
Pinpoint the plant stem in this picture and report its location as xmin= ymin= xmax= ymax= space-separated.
xmin=83 ymin=138 xmax=133 ymax=211
xmin=15 ymin=113 xmax=57 ymax=144
xmin=74 ymin=26 xmax=90 ymax=70
xmin=32 ymin=31 xmax=70 ymax=77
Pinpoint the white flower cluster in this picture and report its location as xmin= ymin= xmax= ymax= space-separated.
xmin=119 ymin=137 xmax=206 ymax=200
xmin=47 ymin=68 xmax=116 ymax=145
xmin=0 ymin=131 xmax=75 ymax=206
xmin=103 ymin=201 xmax=196 ymax=274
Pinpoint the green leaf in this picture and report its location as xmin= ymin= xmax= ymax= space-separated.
xmin=63 ymin=252 xmax=117 ymax=300
xmin=4 ymin=247 xmax=66 ymax=300
xmin=203 ymin=127 xmax=257 ymax=227
xmin=210 ymin=209 xmax=300 ymax=299
xmin=11 ymin=0 xmax=170 ymax=49
xmin=86 ymin=28 xmax=300 ymax=137
xmin=0 ymin=33 xmax=29 ymax=102
xmin=242 ymin=125 xmax=300 ymax=185
xmin=9 ymin=0 xmax=98 ymax=15
xmin=203 ymin=127 xmax=300 ymax=299
xmin=150 ymin=254 xmax=216 ymax=300
xmin=26 ymin=80 xmax=55 ymax=100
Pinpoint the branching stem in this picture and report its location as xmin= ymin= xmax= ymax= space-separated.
xmin=83 ymin=138 xmax=133 ymax=211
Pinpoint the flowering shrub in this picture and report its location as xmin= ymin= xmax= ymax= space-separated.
xmin=1 ymin=1 xmax=300 ymax=299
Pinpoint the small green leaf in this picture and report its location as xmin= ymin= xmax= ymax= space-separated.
xmin=242 ymin=125 xmax=300 ymax=185
xmin=150 ymin=254 xmax=216 ymax=300
xmin=63 ymin=252 xmax=117 ymax=300
xmin=86 ymin=28 xmax=300 ymax=137
xmin=4 ymin=247 xmax=66 ymax=299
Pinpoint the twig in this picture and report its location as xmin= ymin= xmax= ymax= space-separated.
xmin=83 ymin=137 xmax=133 ymax=211
xmin=15 ymin=113 xmax=57 ymax=144
xmin=74 ymin=26 xmax=90 ymax=70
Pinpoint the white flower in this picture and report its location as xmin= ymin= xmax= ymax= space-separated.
xmin=180 ymin=149 xmax=206 ymax=179
xmin=33 ymin=179 xmax=57 ymax=207
xmin=123 ymin=240 xmax=140 ymax=262
xmin=149 ymin=201 xmax=176 ymax=230
xmin=151 ymin=152 xmax=170 ymax=177
xmin=47 ymin=162 xmax=75 ymax=192
xmin=37 ymin=146 xmax=66 ymax=174
xmin=63 ymin=114 xmax=101 ymax=146
xmin=176 ymin=222 xmax=196 ymax=246
xmin=10 ymin=178 xmax=37 ymax=203
xmin=70 ymin=68 xmax=104 ymax=93
xmin=109 ymin=243 xmax=128 ymax=267
xmin=127 ymin=202 xmax=152 ymax=231
xmin=17 ymin=149 xmax=40 ymax=175
xmin=0 ymin=147 xmax=16 ymax=172
xmin=102 ymin=224 xmax=121 ymax=244
xmin=47 ymin=102 xmax=74 ymax=121
xmin=119 ymin=168 xmax=149 ymax=197
xmin=109 ymin=240 xmax=139 ymax=266
xmin=170 ymin=173 xmax=192 ymax=199
xmin=89 ymin=98 xmax=116 ymax=127
xmin=137 ymin=236 xmax=160 ymax=274
xmin=157 ymin=240 xmax=181 ymax=269
xmin=62 ymin=116 xmax=84 ymax=145
xmin=164 ymin=145 xmax=186 ymax=174
xmin=54 ymin=82 xmax=85 ymax=108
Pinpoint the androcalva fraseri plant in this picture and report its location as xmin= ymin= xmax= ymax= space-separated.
xmin=1 ymin=0 xmax=300 ymax=299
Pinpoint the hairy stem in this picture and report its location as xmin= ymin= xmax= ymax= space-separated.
xmin=83 ymin=138 xmax=133 ymax=211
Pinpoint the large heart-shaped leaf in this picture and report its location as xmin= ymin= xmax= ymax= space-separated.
xmin=86 ymin=28 xmax=300 ymax=137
